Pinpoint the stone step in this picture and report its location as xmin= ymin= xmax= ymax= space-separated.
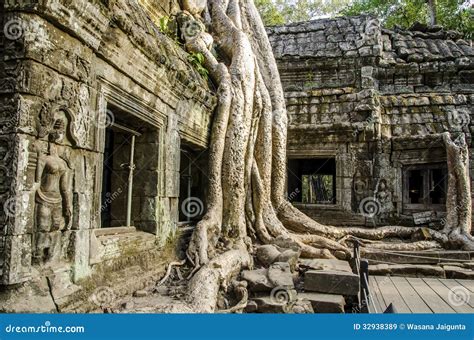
xmin=362 ymin=249 xmax=474 ymax=265
xmin=242 ymin=262 xmax=294 ymax=293
xmin=298 ymin=292 xmax=345 ymax=313
xmin=443 ymin=265 xmax=474 ymax=279
xmin=369 ymin=264 xmax=445 ymax=277
xmin=300 ymin=258 xmax=352 ymax=273
xmin=294 ymin=204 xmax=366 ymax=226
xmin=304 ymin=270 xmax=359 ymax=295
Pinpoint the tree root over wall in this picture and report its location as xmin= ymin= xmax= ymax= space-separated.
xmin=157 ymin=0 xmax=474 ymax=313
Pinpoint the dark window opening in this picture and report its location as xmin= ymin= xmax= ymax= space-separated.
xmin=404 ymin=164 xmax=447 ymax=210
xmin=179 ymin=146 xmax=207 ymax=222
xmin=100 ymin=126 xmax=135 ymax=228
xmin=100 ymin=105 xmax=158 ymax=233
xmin=288 ymin=158 xmax=336 ymax=204
xmin=408 ymin=169 xmax=424 ymax=204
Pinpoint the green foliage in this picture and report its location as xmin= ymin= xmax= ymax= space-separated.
xmin=255 ymin=0 xmax=472 ymax=38
xmin=187 ymin=52 xmax=209 ymax=79
xmin=255 ymin=0 xmax=286 ymax=26
xmin=255 ymin=0 xmax=351 ymax=25
xmin=158 ymin=15 xmax=181 ymax=44
xmin=159 ymin=16 xmax=170 ymax=34
xmin=342 ymin=0 xmax=473 ymax=39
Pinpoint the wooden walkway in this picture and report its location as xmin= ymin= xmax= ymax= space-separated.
xmin=369 ymin=276 xmax=474 ymax=313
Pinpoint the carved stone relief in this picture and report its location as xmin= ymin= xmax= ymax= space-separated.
xmin=32 ymin=107 xmax=74 ymax=266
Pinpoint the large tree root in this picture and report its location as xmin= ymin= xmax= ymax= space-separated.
xmin=163 ymin=0 xmax=474 ymax=313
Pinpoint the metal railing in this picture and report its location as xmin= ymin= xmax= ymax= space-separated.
xmin=353 ymin=241 xmax=378 ymax=314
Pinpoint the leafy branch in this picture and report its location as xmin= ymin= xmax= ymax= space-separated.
xmin=187 ymin=52 xmax=209 ymax=79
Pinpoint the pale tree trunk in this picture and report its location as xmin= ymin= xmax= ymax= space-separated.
xmin=426 ymin=0 xmax=437 ymax=26
xmin=162 ymin=1 xmax=474 ymax=312
xmin=442 ymin=132 xmax=474 ymax=249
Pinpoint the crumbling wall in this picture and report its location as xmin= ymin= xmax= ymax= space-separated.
xmin=0 ymin=0 xmax=215 ymax=310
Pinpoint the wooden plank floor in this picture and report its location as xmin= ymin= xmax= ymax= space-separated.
xmin=369 ymin=276 xmax=474 ymax=313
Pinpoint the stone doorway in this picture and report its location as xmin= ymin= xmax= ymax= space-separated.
xmin=288 ymin=158 xmax=337 ymax=205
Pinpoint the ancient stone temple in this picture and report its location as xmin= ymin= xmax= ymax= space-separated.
xmin=0 ymin=0 xmax=215 ymax=311
xmin=268 ymin=17 xmax=473 ymax=228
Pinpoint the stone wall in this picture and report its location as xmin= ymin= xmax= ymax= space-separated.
xmin=268 ymin=16 xmax=474 ymax=227
xmin=0 ymin=0 xmax=215 ymax=309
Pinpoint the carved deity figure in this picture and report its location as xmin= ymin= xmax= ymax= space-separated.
xmin=376 ymin=179 xmax=393 ymax=214
xmin=353 ymin=170 xmax=367 ymax=197
xmin=34 ymin=119 xmax=72 ymax=265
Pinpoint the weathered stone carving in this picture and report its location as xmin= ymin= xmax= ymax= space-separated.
xmin=375 ymin=179 xmax=393 ymax=215
xmin=33 ymin=118 xmax=72 ymax=266
xmin=0 ymin=141 xmax=9 ymax=194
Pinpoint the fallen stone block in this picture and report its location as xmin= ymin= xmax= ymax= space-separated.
xmin=133 ymin=290 xmax=148 ymax=298
xmin=241 ymin=269 xmax=273 ymax=292
xmin=304 ymin=270 xmax=359 ymax=295
xmin=267 ymin=262 xmax=294 ymax=288
xmin=298 ymin=292 xmax=345 ymax=313
xmin=444 ymin=265 xmax=474 ymax=279
xmin=256 ymin=245 xmax=281 ymax=267
xmin=276 ymin=249 xmax=300 ymax=271
xmin=300 ymin=259 xmax=353 ymax=273
xmin=251 ymin=289 xmax=298 ymax=313
xmin=251 ymin=296 xmax=287 ymax=313
xmin=289 ymin=299 xmax=314 ymax=314
xmin=244 ymin=300 xmax=258 ymax=313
